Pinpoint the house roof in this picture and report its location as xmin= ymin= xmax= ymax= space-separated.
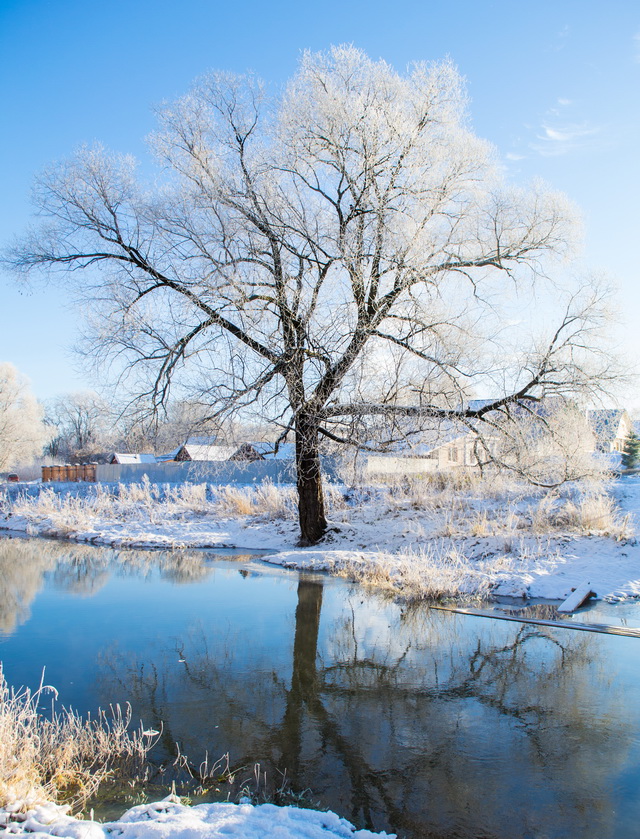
xmin=463 ymin=397 xmax=559 ymax=419
xmin=243 ymin=441 xmax=296 ymax=460
xmin=155 ymin=447 xmax=182 ymax=462
xmin=178 ymin=443 xmax=238 ymax=461
xmin=110 ymin=453 xmax=158 ymax=465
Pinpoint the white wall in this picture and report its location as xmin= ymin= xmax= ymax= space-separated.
xmin=96 ymin=459 xmax=339 ymax=484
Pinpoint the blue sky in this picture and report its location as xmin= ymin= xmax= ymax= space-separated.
xmin=1 ymin=0 xmax=639 ymax=403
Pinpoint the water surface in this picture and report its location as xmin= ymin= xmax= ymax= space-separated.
xmin=1 ymin=535 xmax=640 ymax=839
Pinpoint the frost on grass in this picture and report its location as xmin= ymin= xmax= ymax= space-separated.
xmin=0 ymin=668 xmax=158 ymax=814
xmin=382 ymin=473 xmax=633 ymax=540
xmin=3 ymin=480 xmax=300 ymax=538
xmin=270 ymin=543 xmax=530 ymax=603
xmin=2 ymin=475 xmax=630 ymax=543
xmin=0 ymin=661 xmax=393 ymax=837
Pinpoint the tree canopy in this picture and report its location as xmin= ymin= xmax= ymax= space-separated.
xmin=0 ymin=363 xmax=52 ymax=471
xmin=6 ymin=46 xmax=616 ymax=542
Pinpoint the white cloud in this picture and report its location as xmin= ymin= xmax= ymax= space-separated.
xmin=531 ymin=121 xmax=602 ymax=157
xmin=509 ymin=97 xmax=606 ymax=160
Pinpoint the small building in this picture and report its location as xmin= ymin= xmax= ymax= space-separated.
xmin=365 ymin=424 xmax=481 ymax=478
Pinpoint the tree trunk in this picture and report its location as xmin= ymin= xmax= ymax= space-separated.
xmin=280 ymin=579 xmax=324 ymax=776
xmin=295 ymin=414 xmax=327 ymax=545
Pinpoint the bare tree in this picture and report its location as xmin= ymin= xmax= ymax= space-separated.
xmin=115 ymin=398 xmax=224 ymax=454
xmin=6 ymin=46 xmax=617 ymax=543
xmin=0 ymin=363 xmax=52 ymax=472
xmin=45 ymin=391 xmax=114 ymax=462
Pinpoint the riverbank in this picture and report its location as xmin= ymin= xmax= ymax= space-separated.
xmin=1 ymin=476 xmax=639 ymax=603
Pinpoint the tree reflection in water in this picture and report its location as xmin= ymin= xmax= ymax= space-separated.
xmin=97 ymin=575 xmax=635 ymax=839
xmin=0 ymin=537 xmax=58 ymax=633
xmin=0 ymin=538 xmax=231 ymax=634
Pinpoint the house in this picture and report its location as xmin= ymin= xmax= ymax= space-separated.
xmin=173 ymin=439 xmax=298 ymax=463
xmin=364 ymin=422 xmax=483 ymax=478
xmin=364 ymin=397 xmax=592 ymax=478
xmin=586 ymin=409 xmax=633 ymax=453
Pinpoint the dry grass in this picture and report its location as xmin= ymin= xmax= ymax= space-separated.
xmin=555 ymin=494 xmax=633 ymax=540
xmin=524 ymin=484 xmax=633 ymax=540
xmin=215 ymin=486 xmax=255 ymax=516
xmin=5 ymin=474 xmax=633 ymax=545
xmin=380 ymin=473 xmax=633 ymax=543
xmin=9 ymin=479 xmax=302 ymax=534
xmin=214 ymin=481 xmax=298 ymax=518
xmin=0 ymin=669 xmax=159 ymax=814
xmin=331 ymin=544 xmax=497 ymax=603
xmin=253 ymin=481 xmax=298 ymax=518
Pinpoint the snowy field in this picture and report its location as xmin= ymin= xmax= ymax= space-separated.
xmin=1 ymin=475 xmax=640 ymax=603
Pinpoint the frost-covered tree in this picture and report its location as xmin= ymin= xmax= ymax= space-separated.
xmin=0 ymin=363 xmax=52 ymax=471
xmin=6 ymin=46 xmax=617 ymax=543
xmin=483 ymin=402 xmax=603 ymax=485
xmin=45 ymin=391 xmax=115 ymax=462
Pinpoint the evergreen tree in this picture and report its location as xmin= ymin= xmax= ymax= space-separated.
xmin=621 ymin=431 xmax=640 ymax=469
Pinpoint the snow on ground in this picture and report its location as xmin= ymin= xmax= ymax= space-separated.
xmin=1 ymin=477 xmax=640 ymax=602
xmin=0 ymin=797 xmax=395 ymax=839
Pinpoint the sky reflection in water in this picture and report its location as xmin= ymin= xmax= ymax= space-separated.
xmin=1 ymin=535 xmax=639 ymax=839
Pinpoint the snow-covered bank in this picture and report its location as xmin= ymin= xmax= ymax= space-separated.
xmin=0 ymin=797 xmax=395 ymax=839
xmin=2 ymin=477 xmax=640 ymax=603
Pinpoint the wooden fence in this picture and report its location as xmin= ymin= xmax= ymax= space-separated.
xmin=42 ymin=464 xmax=97 ymax=482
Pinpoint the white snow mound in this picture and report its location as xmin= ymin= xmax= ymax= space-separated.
xmin=1 ymin=798 xmax=395 ymax=839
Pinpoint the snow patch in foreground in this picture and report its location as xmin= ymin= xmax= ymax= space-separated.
xmin=0 ymin=797 xmax=395 ymax=839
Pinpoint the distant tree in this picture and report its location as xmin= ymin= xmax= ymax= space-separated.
xmin=621 ymin=431 xmax=640 ymax=469
xmin=6 ymin=46 xmax=619 ymax=543
xmin=45 ymin=391 xmax=114 ymax=462
xmin=113 ymin=398 xmax=225 ymax=454
xmin=0 ymin=362 xmax=52 ymax=471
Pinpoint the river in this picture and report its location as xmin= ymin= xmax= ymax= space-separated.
xmin=1 ymin=534 xmax=639 ymax=838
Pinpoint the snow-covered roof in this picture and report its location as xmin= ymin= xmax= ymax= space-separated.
xmin=155 ymin=447 xmax=182 ymax=462
xmin=464 ymin=398 xmax=498 ymax=413
xmin=110 ymin=453 xmax=158 ymax=465
xmin=463 ymin=397 xmax=556 ymax=418
xmin=244 ymin=441 xmax=296 ymax=460
xmin=178 ymin=443 xmax=238 ymax=462
xmin=183 ymin=435 xmax=218 ymax=445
